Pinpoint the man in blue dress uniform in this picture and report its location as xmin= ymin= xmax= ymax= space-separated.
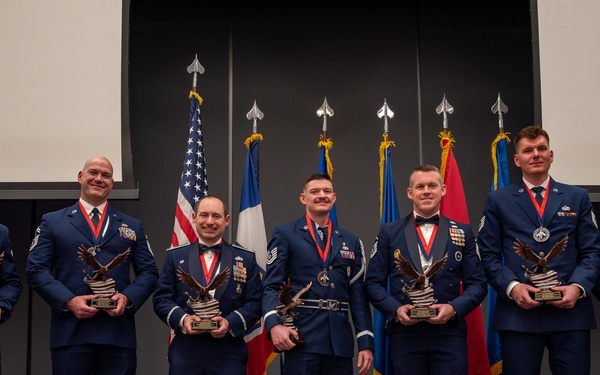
xmin=262 ymin=173 xmax=374 ymax=375
xmin=478 ymin=126 xmax=600 ymax=375
xmin=26 ymin=156 xmax=159 ymax=375
xmin=365 ymin=164 xmax=487 ymax=375
xmin=153 ymin=195 xmax=262 ymax=375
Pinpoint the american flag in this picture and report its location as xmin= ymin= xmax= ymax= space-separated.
xmin=171 ymin=91 xmax=208 ymax=247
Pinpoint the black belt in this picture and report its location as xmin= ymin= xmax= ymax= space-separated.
xmin=297 ymin=299 xmax=349 ymax=312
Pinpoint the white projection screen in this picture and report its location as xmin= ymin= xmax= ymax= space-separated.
xmin=0 ymin=0 xmax=137 ymax=199
xmin=535 ymin=0 xmax=600 ymax=201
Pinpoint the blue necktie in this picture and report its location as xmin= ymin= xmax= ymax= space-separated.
xmin=91 ymin=208 xmax=100 ymax=226
xmin=531 ymin=186 xmax=544 ymax=205
xmin=317 ymin=226 xmax=328 ymax=246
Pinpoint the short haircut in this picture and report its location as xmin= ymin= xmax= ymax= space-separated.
xmin=194 ymin=195 xmax=228 ymax=216
xmin=514 ymin=125 xmax=549 ymax=152
xmin=303 ymin=173 xmax=332 ymax=191
xmin=409 ymin=164 xmax=442 ymax=187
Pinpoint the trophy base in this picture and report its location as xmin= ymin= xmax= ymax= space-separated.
xmin=410 ymin=307 xmax=437 ymax=319
xmin=532 ymin=290 xmax=562 ymax=302
xmin=192 ymin=320 xmax=219 ymax=330
xmin=90 ymin=298 xmax=116 ymax=309
xmin=291 ymin=334 xmax=306 ymax=345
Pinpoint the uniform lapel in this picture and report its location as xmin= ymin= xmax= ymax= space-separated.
xmin=68 ymin=203 xmax=94 ymax=242
xmin=214 ymin=242 xmax=231 ymax=300
xmin=403 ymin=215 xmax=424 ymax=274
xmin=432 ymin=216 xmax=450 ymax=262
xmin=543 ymin=179 xmax=562 ymax=226
xmin=98 ymin=207 xmax=120 ymax=247
xmin=188 ymin=243 xmax=203 ymax=286
xmin=514 ymin=181 xmax=541 ymax=227
xmin=329 ymin=226 xmax=341 ymax=260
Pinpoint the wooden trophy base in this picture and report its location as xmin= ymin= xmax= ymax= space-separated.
xmin=192 ymin=320 xmax=219 ymax=331
xmin=410 ymin=307 xmax=437 ymax=319
xmin=533 ymin=290 xmax=562 ymax=302
xmin=90 ymin=298 xmax=116 ymax=309
xmin=290 ymin=334 xmax=306 ymax=345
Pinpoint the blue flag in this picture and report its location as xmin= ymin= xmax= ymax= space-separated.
xmin=488 ymin=132 xmax=510 ymax=375
xmin=318 ymin=141 xmax=338 ymax=226
xmin=373 ymin=138 xmax=399 ymax=375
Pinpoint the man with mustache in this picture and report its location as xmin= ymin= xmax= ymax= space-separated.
xmin=262 ymin=173 xmax=374 ymax=375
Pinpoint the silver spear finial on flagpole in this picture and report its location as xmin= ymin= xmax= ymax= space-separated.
xmin=317 ymin=97 xmax=334 ymax=138
xmin=377 ymin=99 xmax=395 ymax=134
xmin=436 ymin=94 xmax=454 ymax=130
xmin=246 ymin=100 xmax=264 ymax=134
xmin=491 ymin=93 xmax=508 ymax=133
xmin=187 ymin=54 xmax=205 ymax=92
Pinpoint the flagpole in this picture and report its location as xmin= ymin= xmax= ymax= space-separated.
xmin=316 ymin=97 xmax=337 ymax=225
xmin=171 ymin=55 xmax=207 ymax=248
xmin=488 ymin=94 xmax=510 ymax=374
xmin=492 ymin=93 xmax=508 ymax=134
xmin=437 ymin=95 xmax=491 ymax=375
xmin=317 ymin=97 xmax=333 ymax=142
xmin=373 ymin=99 xmax=399 ymax=375
xmin=227 ymin=32 xmax=234 ymax=242
xmin=168 ymin=54 xmax=209 ymax=346
xmin=436 ymin=95 xmax=455 ymax=183
xmin=377 ymin=99 xmax=395 ymax=219
xmin=187 ymin=54 xmax=204 ymax=93
xmin=316 ymin=97 xmax=335 ymax=179
xmin=239 ymin=100 xmax=274 ymax=375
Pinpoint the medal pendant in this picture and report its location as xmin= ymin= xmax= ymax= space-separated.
xmin=88 ymin=245 xmax=100 ymax=255
xmin=318 ymin=270 xmax=330 ymax=287
xmin=533 ymin=226 xmax=550 ymax=243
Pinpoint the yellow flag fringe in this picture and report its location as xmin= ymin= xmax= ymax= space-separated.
xmin=378 ymin=133 xmax=396 ymax=219
xmin=189 ymin=91 xmax=203 ymax=105
xmin=490 ymin=132 xmax=511 ymax=190
xmin=490 ymin=360 xmax=503 ymax=375
xmin=265 ymin=351 xmax=279 ymax=375
xmin=244 ymin=133 xmax=264 ymax=149
xmin=438 ymin=130 xmax=455 ymax=182
xmin=318 ymin=138 xmax=334 ymax=178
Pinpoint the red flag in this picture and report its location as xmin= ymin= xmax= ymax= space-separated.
xmin=439 ymin=130 xmax=490 ymax=375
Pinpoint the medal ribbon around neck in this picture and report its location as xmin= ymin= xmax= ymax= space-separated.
xmin=416 ymin=224 xmax=438 ymax=260
xmin=305 ymin=214 xmax=332 ymax=263
xmin=527 ymin=182 xmax=550 ymax=222
xmin=200 ymin=250 xmax=220 ymax=286
xmin=79 ymin=201 xmax=108 ymax=242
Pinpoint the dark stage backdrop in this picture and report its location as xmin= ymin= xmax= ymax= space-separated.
xmin=1 ymin=2 xmax=599 ymax=374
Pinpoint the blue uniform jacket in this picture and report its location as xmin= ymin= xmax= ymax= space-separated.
xmin=26 ymin=202 xmax=159 ymax=350
xmin=478 ymin=178 xmax=600 ymax=332
xmin=365 ymin=214 xmax=487 ymax=336
xmin=153 ymin=241 xmax=262 ymax=338
xmin=0 ymin=224 xmax=22 ymax=324
xmin=262 ymin=216 xmax=374 ymax=357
